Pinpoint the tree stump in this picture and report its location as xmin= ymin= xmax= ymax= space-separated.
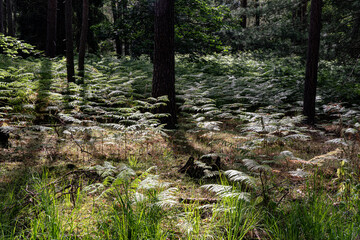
xmin=0 ymin=127 xmax=9 ymax=148
xmin=179 ymin=154 xmax=222 ymax=179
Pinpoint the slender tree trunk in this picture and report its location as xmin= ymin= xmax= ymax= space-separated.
xmin=65 ymin=0 xmax=75 ymax=82
xmin=241 ymin=0 xmax=247 ymax=28
xmin=152 ymin=0 xmax=176 ymax=128
xmin=303 ymin=0 xmax=322 ymax=125
xmin=300 ymin=0 xmax=309 ymax=26
xmin=351 ymin=10 xmax=360 ymax=41
xmin=46 ymin=0 xmax=57 ymax=57
xmin=255 ymin=0 xmax=260 ymax=26
xmin=122 ymin=0 xmax=129 ymax=55
xmin=6 ymin=0 xmax=13 ymax=36
xmin=111 ymin=0 xmax=122 ymax=56
xmin=78 ymin=0 xmax=89 ymax=79
xmin=0 ymin=0 xmax=4 ymax=33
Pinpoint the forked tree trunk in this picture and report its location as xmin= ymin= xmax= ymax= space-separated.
xmin=78 ymin=0 xmax=89 ymax=79
xmin=0 ymin=0 xmax=4 ymax=33
xmin=65 ymin=0 xmax=75 ymax=82
xmin=241 ymin=0 xmax=247 ymax=28
xmin=46 ymin=0 xmax=57 ymax=57
xmin=152 ymin=0 xmax=176 ymax=128
xmin=303 ymin=0 xmax=322 ymax=124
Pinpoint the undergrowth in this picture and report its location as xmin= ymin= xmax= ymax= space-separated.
xmin=0 ymin=53 xmax=360 ymax=239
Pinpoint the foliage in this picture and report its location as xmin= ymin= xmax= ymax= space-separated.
xmin=0 ymin=34 xmax=42 ymax=58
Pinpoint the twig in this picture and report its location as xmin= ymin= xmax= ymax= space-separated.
xmin=179 ymin=197 xmax=218 ymax=205
xmin=69 ymin=131 xmax=93 ymax=156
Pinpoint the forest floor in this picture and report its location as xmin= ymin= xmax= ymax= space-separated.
xmin=1 ymin=53 xmax=360 ymax=239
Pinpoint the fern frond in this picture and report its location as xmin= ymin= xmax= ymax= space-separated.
xmin=224 ymin=170 xmax=255 ymax=187
xmin=243 ymin=159 xmax=271 ymax=172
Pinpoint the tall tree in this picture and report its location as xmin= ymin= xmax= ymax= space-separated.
xmin=152 ymin=0 xmax=176 ymax=128
xmin=303 ymin=0 xmax=322 ymax=124
xmin=241 ymin=0 xmax=247 ymax=28
xmin=122 ymin=0 xmax=129 ymax=55
xmin=46 ymin=0 xmax=57 ymax=57
xmin=255 ymin=0 xmax=260 ymax=26
xmin=78 ymin=0 xmax=89 ymax=79
xmin=0 ymin=0 xmax=4 ymax=33
xmin=111 ymin=0 xmax=122 ymax=56
xmin=65 ymin=0 xmax=75 ymax=82
xmin=6 ymin=0 xmax=14 ymax=36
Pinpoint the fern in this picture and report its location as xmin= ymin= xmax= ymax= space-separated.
xmin=224 ymin=170 xmax=255 ymax=187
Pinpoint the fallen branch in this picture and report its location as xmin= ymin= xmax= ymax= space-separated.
xmin=179 ymin=197 xmax=218 ymax=205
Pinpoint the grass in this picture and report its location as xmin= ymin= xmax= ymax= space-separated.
xmin=0 ymin=52 xmax=360 ymax=239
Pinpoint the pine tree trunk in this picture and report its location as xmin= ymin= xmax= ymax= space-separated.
xmin=303 ymin=0 xmax=322 ymax=125
xmin=111 ymin=0 xmax=122 ymax=56
xmin=78 ymin=0 xmax=89 ymax=79
xmin=6 ymin=0 xmax=13 ymax=36
xmin=0 ymin=0 xmax=4 ymax=33
xmin=65 ymin=0 xmax=75 ymax=82
xmin=241 ymin=0 xmax=247 ymax=28
xmin=351 ymin=10 xmax=360 ymax=42
xmin=46 ymin=0 xmax=57 ymax=57
xmin=152 ymin=0 xmax=176 ymax=129
xmin=122 ymin=0 xmax=129 ymax=55
xmin=255 ymin=0 xmax=260 ymax=26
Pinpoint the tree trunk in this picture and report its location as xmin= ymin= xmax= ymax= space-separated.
xmin=255 ymin=0 xmax=260 ymax=26
xmin=0 ymin=0 xmax=4 ymax=33
xmin=65 ymin=0 xmax=75 ymax=82
xmin=78 ymin=0 xmax=89 ymax=80
xmin=111 ymin=0 xmax=122 ymax=56
xmin=241 ymin=0 xmax=247 ymax=28
xmin=46 ymin=0 xmax=57 ymax=57
xmin=303 ymin=0 xmax=322 ymax=125
xmin=152 ymin=0 xmax=176 ymax=129
xmin=351 ymin=10 xmax=360 ymax=42
xmin=122 ymin=0 xmax=129 ymax=55
xmin=6 ymin=0 xmax=13 ymax=36
xmin=300 ymin=0 xmax=309 ymax=26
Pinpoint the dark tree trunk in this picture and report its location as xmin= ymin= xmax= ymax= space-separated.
xmin=255 ymin=0 xmax=260 ymax=26
xmin=241 ymin=0 xmax=247 ymax=28
xmin=78 ymin=0 xmax=89 ymax=80
xmin=0 ymin=0 xmax=4 ymax=33
xmin=351 ymin=10 xmax=360 ymax=42
xmin=152 ymin=0 xmax=176 ymax=129
xmin=65 ymin=0 xmax=75 ymax=82
xmin=300 ymin=0 xmax=309 ymax=26
xmin=46 ymin=0 xmax=57 ymax=57
xmin=6 ymin=0 xmax=13 ymax=36
xmin=111 ymin=0 xmax=122 ymax=56
xmin=122 ymin=0 xmax=129 ymax=55
xmin=303 ymin=0 xmax=322 ymax=125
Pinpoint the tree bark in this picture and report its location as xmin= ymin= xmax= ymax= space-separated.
xmin=351 ymin=10 xmax=360 ymax=42
xmin=46 ymin=0 xmax=57 ymax=57
xmin=300 ymin=0 xmax=309 ymax=26
xmin=65 ymin=0 xmax=75 ymax=82
xmin=152 ymin=0 xmax=176 ymax=128
xmin=0 ymin=0 xmax=4 ymax=33
xmin=303 ymin=0 xmax=322 ymax=125
xmin=241 ymin=0 xmax=247 ymax=28
xmin=255 ymin=0 xmax=260 ymax=26
xmin=111 ymin=0 xmax=122 ymax=56
xmin=6 ymin=0 xmax=13 ymax=36
xmin=122 ymin=0 xmax=129 ymax=55
xmin=78 ymin=0 xmax=89 ymax=79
